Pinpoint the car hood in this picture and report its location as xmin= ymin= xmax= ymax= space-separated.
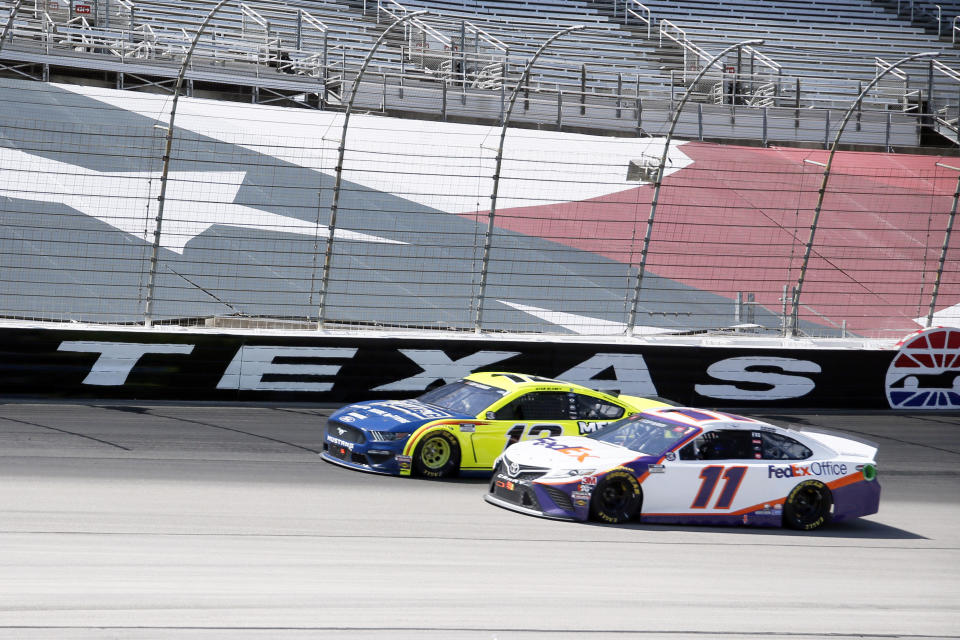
xmin=503 ymin=435 xmax=649 ymax=472
xmin=330 ymin=399 xmax=470 ymax=431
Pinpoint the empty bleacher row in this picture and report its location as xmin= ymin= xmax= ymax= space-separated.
xmin=0 ymin=0 xmax=958 ymax=147
xmin=622 ymin=0 xmax=960 ymax=105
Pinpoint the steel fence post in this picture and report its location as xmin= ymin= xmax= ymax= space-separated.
xmin=144 ymin=0 xmax=234 ymax=328
xmin=557 ymin=87 xmax=562 ymax=126
xmin=790 ymin=51 xmax=938 ymax=336
xmin=616 ymin=72 xmax=622 ymax=119
xmin=762 ymin=106 xmax=768 ymax=146
xmin=927 ymin=164 xmax=960 ymax=327
xmin=627 ymin=39 xmax=765 ymax=335
xmin=795 ymin=77 xmax=800 ymax=128
xmin=824 ymin=109 xmax=830 ymax=149
xmin=474 ymin=25 xmax=584 ymax=333
xmin=856 ymin=81 xmax=862 ymax=132
xmin=886 ymin=111 xmax=892 ymax=152
xmin=317 ymin=10 xmax=428 ymax=329
xmin=580 ymin=63 xmax=586 ymax=115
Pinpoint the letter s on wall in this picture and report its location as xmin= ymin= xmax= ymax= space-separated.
xmin=694 ymin=357 xmax=821 ymax=401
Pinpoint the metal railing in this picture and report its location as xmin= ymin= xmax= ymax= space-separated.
xmin=625 ymin=0 xmax=651 ymax=39
xmin=239 ymin=2 xmax=270 ymax=44
xmin=898 ymin=0 xmax=944 ymax=35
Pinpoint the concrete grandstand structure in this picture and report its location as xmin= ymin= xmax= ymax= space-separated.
xmin=2 ymin=0 xmax=960 ymax=145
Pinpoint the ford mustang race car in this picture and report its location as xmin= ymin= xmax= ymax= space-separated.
xmin=485 ymin=407 xmax=880 ymax=530
xmin=320 ymin=372 xmax=671 ymax=477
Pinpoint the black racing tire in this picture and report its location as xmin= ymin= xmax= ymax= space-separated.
xmin=589 ymin=467 xmax=642 ymax=524
xmin=412 ymin=430 xmax=461 ymax=478
xmin=783 ymin=480 xmax=832 ymax=530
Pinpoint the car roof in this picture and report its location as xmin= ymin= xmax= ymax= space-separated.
xmin=644 ymin=406 xmax=777 ymax=431
xmin=464 ymin=371 xmax=603 ymax=395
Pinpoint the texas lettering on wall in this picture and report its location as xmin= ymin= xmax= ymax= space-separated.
xmin=0 ymin=327 xmax=915 ymax=408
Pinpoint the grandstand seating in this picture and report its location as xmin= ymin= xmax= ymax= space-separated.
xmin=614 ymin=0 xmax=960 ymax=109
xmin=0 ymin=0 xmax=957 ymax=147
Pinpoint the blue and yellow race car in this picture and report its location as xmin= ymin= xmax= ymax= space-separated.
xmin=321 ymin=372 xmax=671 ymax=478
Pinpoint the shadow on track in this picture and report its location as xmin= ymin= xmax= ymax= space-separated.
xmin=586 ymin=517 xmax=927 ymax=541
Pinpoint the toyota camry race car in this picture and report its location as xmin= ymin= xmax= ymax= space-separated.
xmin=485 ymin=407 xmax=880 ymax=530
xmin=320 ymin=372 xmax=671 ymax=477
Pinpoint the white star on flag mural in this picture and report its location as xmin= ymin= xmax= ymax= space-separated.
xmin=0 ymin=147 xmax=402 ymax=254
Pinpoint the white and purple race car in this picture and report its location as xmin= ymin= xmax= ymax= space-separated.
xmin=485 ymin=407 xmax=880 ymax=530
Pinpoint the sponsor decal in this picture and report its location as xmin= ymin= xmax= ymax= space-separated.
xmin=885 ymin=327 xmax=960 ymax=409
xmin=579 ymin=475 xmax=598 ymax=486
xmin=572 ymin=491 xmax=591 ymax=506
xmin=327 ymin=436 xmax=354 ymax=451
xmin=755 ymin=503 xmax=782 ymax=516
xmin=381 ymin=399 xmax=450 ymax=420
xmin=396 ymin=455 xmax=412 ymax=470
xmin=339 ymin=415 xmax=356 ymax=423
xmin=664 ymin=452 xmax=676 ymax=461
xmin=577 ymin=483 xmax=595 ymax=493
xmin=459 ymin=423 xmax=476 ymax=433
xmin=578 ymin=421 xmax=603 ymax=435
xmin=530 ymin=437 xmax=598 ymax=463
xmin=367 ymin=406 xmax=410 ymax=423
xmin=767 ymin=462 xmax=847 ymax=478
xmin=648 ymin=464 xmax=665 ymax=474
xmin=495 ymin=479 xmax=516 ymax=491
xmin=508 ymin=462 xmax=520 ymax=477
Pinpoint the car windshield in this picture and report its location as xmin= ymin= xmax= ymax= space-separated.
xmin=588 ymin=414 xmax=699 ymax=456
xmin=417 ymin=380 xmax=507 ymax=416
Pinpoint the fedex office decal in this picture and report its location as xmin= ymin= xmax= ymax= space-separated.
xmin=768 ymin=462 xmax=847 ymax=478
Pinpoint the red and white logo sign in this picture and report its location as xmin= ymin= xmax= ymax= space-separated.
xmin=75 ymin=3 xmax=91 ymax=14
xmin=885 ymin=327 xmax=960 ymax=408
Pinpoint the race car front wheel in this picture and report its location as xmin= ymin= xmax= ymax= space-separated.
xmin=412 ymin=430 xmax=460 ymax=478
xmin=590 ymin=468 xmax=642 ymax=524
xmin=783 ymin=480 xmax=832 ymax=530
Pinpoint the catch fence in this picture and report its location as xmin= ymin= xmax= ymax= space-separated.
xmin=0 ymin=77 xmax=957 ymax=339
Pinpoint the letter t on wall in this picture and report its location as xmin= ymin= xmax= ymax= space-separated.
xmin=58 ymin=341 xmax=195 ymax=386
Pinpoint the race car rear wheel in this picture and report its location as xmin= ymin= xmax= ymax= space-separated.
xmin=412 ymin=430 xmax=460 ymax=478
xmin=783 ymin=480 xmax=832 ymax=530
xmin=589 ymin=468 xmax=642 ymax=524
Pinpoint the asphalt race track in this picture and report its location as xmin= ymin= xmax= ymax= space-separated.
xmin=0 ymin=403 xmax=957 ymax=640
